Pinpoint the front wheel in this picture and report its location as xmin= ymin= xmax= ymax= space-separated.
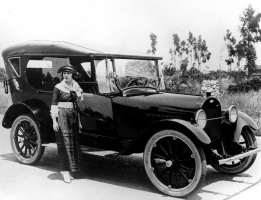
xmin=210 ymin=127 xmax=257 ymax=174
xmin=144 ymin=130 xmax=207 ymax=197
xmin=10 ymin=115 xmax=45 ymax=165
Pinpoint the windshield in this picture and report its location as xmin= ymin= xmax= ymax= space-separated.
xmin=95 ymin=58 xmax=160 ymax=94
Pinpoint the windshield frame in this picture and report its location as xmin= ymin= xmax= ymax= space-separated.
xmin=93 ymin=56 xmax=162 ymax=95
xmin=113 ymin=58 xmax=161 ymax=92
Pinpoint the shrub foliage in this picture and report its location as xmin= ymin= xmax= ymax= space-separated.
xmin=227 ymin=78 xmax=261 ymax=93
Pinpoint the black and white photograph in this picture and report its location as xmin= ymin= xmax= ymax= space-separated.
xmin=0 ymin=0 xmax=261 ymax=199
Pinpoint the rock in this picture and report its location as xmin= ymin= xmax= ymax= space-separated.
xmin=201 ymin=86 xmax=207 ymax=91
xmin=201 ymin=80 xmax=220 ymax=95
xmin=206 ymin=88 xmax=214 ymax=93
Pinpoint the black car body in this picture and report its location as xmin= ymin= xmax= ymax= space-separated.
xmin=2 ymin=40 xmax=261 ymax=197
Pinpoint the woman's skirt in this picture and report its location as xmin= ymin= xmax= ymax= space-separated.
xmin=55 ymin=107 xmax=82 ymax=172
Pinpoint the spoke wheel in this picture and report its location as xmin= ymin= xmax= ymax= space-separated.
xmin=210 ymin=127 xmax=257 ymax=174
xmin=10 ymin=115 xmax=45 ymax=165
xmin=144 ymin=130 xmax=206 ymax=197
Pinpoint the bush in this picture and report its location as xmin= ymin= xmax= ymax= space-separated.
xmin=0 ymin=82 xmax=12 ymax=114
xmin=0 ymin=68 xmax=6 ymax=81
xmin=163 ymin=74 xmax=201 ymax=94
xmin=162 ymin=65 xmax=177 ymax=76
xmin=227 ymin=78 xmax=261 ymax=93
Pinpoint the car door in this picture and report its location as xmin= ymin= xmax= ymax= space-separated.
xmin=79 ymin=93 xmax=116 ymax=137
xmin=78 ymin=58 xmax=118 ymax=138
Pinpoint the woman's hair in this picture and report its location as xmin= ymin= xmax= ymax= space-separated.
xmin=61 ymin=71 xmax=77 ymax=79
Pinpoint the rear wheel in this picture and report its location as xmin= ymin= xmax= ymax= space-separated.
xmin=10 ymin=115 xmax=45 ymax=165
xmin=210 ymin=127 xmax=257 ymax=174
xmin=144 ymin=130 xmax=207 ymax=197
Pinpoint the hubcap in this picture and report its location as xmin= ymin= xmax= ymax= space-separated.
xmin=165 ymin=160 xmax=173 ymax=167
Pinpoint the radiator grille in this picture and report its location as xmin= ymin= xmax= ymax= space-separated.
xmin=204 ymin=106 xmax=222 ymax=139
xmin=146 ymin=113 xmax=181 ymax=123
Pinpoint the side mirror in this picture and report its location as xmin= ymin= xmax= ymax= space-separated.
xmin=112 ymin=72 xmax=118 ymax=79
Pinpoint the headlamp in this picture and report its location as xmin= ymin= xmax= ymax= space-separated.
xmin=195 ymin=109 xmax=207 ymax=129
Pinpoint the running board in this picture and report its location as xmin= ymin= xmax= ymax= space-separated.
xmin=218 ymin=146 xmax=261 ymax=165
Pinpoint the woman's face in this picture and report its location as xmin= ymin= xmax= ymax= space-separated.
xmin=62 ymin=71 xmax=73 ymax=82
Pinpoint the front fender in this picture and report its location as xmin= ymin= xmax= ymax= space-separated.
xmin=118 ymin=119 xmax=210 ymax=155
xmin=169 ymin=119 xmax=211 ymax=144
xmin=234 ymin=111 xmax=259 ymax=141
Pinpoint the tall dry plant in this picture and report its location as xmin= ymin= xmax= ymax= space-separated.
xmin=219 ymin=90 xmax=261 ymax=130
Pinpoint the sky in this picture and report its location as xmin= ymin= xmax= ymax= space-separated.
xmin=0 ymin=0 xmax=260 ymax=71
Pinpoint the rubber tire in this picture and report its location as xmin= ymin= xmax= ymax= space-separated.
xmin=144 ymin=130 xmax=207 ymax=197
xmin=210 ymin=127 xmax=257 ymax=174
xmin=10 ymin=115 xmax=45 ymax=165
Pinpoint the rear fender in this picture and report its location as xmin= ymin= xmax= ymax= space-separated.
xmin=2 ymin=99 xmax=55 ymax=143
xmin=234 ymin=111 xmax=259 ymax=141
xmin=118 ymin=119 xmax=210 ymax=155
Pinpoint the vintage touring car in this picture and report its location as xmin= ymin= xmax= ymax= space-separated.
xmin=2 ymin=40 xmax=261 ymax=197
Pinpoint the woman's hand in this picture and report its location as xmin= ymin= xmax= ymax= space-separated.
xmin=53 ymin=121 xmax=59 ymax=132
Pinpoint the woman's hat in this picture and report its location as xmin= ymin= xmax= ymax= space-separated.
xmin=57 ymin=65 xmax=81 ymax=78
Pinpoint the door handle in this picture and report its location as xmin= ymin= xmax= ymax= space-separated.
xmin=37 ymin=90 xmax=45 ymax=94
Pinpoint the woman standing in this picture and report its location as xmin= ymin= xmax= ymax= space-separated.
xmin=50 ymin=65 xmax=83 ymax=183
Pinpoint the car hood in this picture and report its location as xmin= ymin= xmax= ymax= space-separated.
xmin=112 ymin=92 xmax=205 ymax=114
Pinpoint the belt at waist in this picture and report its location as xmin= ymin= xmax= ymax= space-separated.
xmin=57 ymin=102 xmax=74 ymax=108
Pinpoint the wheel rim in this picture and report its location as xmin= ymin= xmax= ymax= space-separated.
xmin=14 ymin=120 xmax=39 ymax=159
xmin=150 ymin=136 xmax=196 ymax=190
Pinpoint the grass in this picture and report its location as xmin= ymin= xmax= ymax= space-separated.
xmin=218 ymin=90 xmax=261 ymax=125
xmin=218 ymin=90 xmax=261 ymax=135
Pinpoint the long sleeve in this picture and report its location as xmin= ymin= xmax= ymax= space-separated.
xmin=51 ymin=87 xmax=59 ymax=105
xmin=50 ymin=87 xmax=59 ymax=118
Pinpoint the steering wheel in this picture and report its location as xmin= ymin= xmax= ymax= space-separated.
xmin=126 ymin=77 xmax=148 ymax=87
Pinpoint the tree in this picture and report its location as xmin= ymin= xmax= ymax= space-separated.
xmin=186 ymin=32 xmax=211 ymax=71
xmin=180 ymin=57 xmax=189 ymax=75
xmin=195 ymin=36 xmax=211 ymax=71
xmin=169 ymin=32 xmax=211 ymax=73
xmin=186 ymin=32 xmax=197 ymax=68
xmin=180 ymin=40 xmax=187 ymax=58
xmin=169 ymin=34 xmax=180 ymax=68
xmin=169 ymin=34 xmax=188 ymax=72
xmin=248 ymin=13 xmax=261 ymax=33
xmin=224 ymin=4 xmax=261 ymax=75
xmin=162 ymin=63 xmax=177 ymax=76
xmin=147 ymin=33 xmax=157 ymax=55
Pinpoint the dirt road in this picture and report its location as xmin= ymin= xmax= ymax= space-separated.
xmin=0 ymin=114 xmax=261 ymax=200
